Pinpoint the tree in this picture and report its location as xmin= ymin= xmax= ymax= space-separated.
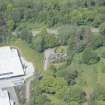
xmin=30 ymin=75 xmax=68 ymax=105
xmin=57 ymin=25 xmax=77 ymax=45
xmin=64 ymin=66 xmax=78 ymax=85
xmin=32 ymin=35 xmax=45 ymax=52
xmin=70 ymin=85 xmax=86 ymax=103
xmin=39 ymin=75 xmax=67 ymax=95
xmin=99 ymin=22 xmax=105 ymax=35
xmin=0 ymin=14 xmax=9 ymax=43
xmin=57 ymin=84 xmax=86 ymax=104
xmin=82 ymin=48 xmax=100 ymax=65
xmin=7 ymin=16 xmax=14 ymax=32
xmin=95 ymin=85 xmax=105 ymax=101
xmin=90 ymin=33 xmax=104 ymax=49
xmin=32 ymin=27 xmax=60 ymax=52
xmin=12 ymin=8 xmax=24 ymax=23
xmin=32 ymin=28 xmax=47 ymax=52
xmin=17 ymin=28 xmax=32 ymax=43
xmin=67 ymin=36 xmax=77 ymax=64
xmin=44 ymin=35 xmax=60 ymax=49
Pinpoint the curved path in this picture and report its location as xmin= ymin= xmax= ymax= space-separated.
xmin=25 ymin=77 xmax=34 ymax=103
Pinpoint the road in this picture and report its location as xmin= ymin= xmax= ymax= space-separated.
xmin=25 ymin=77 xmax=34 ymax=103
xmin=21 ymin=57 xmax=35 ymax=103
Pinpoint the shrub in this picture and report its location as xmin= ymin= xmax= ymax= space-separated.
xmin=32 ymin=28 xmax=60 ymax=52
xmin=55 ymin=46 xmax=66 ymax=53
xmin=17 ymin=28 xmax=33 ymax=43
xmin=76 ymin=42 xmax=85 ymax=53
xmin=64 ymin=66 xmax=78 ymax=85
xmin=90 ymin=34 xmax=104 ymax=49
xmin=82 ymin=48 xmax=100 ymax=65
xmin=44 ymin=35 xmax=60 ymax=49
xmin=99 ymin=22 xmax=105 ymax=35
xmin=32 ymin=35 xmax=45 ymax=52
xmin=95 ymin=85 xmax=105 ymax=101
xmin=57 ymin=25 xmax=77 ymax=45
xmin=101 ymin=50 xmax=105 ymax=58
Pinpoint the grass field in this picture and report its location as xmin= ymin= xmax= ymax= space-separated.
xmin=9 ymin=39 xmax=43 ymax=72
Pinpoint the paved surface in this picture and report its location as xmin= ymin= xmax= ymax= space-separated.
xmin=91 ymin=28 xmax=99 ymax=33
xmin=47 ymin=29 xmax=58 ymax=35
xmin=21 ymin=57 xmax=35 ymax=103
xmin=21 ymin=57 xmax=34 ymax=79
xmin=32 ymin=28 xmax=58 ymax=37
xmin=32 ymin=31 xmax=40 ymax=36
xmin=44 ymin=48 xmax=54 ymax=70
xmin=25 ymin=77 xmax=34 ymax=103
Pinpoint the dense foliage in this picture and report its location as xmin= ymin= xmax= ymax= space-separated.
xmin=82 ymin=48 xmax=100 ymax=64
xmin=1 ymin=0 xmax=105 ymax=105
xmin=1 ymin=0 xmax=105 ymax=31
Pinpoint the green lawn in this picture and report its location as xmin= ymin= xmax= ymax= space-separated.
xmin=9 ymin=39 xmax=43 ymax=72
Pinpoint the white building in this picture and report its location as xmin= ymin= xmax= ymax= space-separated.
xmin=0 ymin=89 xmax=12 ymax=105
xmin=0 ymin=46 xmax=25 ymax=88
xmin=0 ymin=46 xmax=34 ymax=105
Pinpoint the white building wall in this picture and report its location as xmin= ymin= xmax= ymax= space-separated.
xmin=0 ymin=76 xmax=24 ymax=88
